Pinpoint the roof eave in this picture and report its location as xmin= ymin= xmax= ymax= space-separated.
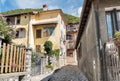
xmin=75 ymin=0 xmax=93 ymax=49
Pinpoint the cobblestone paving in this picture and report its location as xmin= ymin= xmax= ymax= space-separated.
xmin=41 ymin=65 xmax=88 ymax=81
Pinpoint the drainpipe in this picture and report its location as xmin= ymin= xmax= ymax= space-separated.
xmin=27 ymin=13 xmax=31 ymax=48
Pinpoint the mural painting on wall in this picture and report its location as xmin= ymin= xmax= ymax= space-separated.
xmin=43 ymin=27 xmax=55 ymax=37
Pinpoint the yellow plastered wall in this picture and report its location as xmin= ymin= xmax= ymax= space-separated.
xmin=12 ymin=10 xmax=64 ymax=51
xmin=33 ymin=24 xmax=60 ymax=52
xmin=12 ymin=14 xmax=30 ymax=46
xmin=34 ymin=11 xmax=58 ymax=20
xmin=20 ymin=14 xmax=29 ymax=25
xmin=12 ymin=25 xmax=28 ymax=46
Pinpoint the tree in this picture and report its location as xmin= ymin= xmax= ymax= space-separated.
xmin=44 ymin=41 xmax=53 ymax=65
xmin=0 ymin=16 xmax=8 ymax=36
xmin=0 ymin=14 xmax=15 ymax=43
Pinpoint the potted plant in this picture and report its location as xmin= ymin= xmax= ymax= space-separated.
xmin=114 ymin=31 xmax=120 ymax=46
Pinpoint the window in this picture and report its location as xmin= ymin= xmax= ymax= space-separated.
xmin=16 ymin=16 xmax=20 ymax=24
xmin=15 ymin=28 xmax=26 ymax=38
xmin=25 ymin=16 xmax=27 ymax=18
xmin=106 ymin=9 xmax=120 ymax=40
xmin=36 ymin=29 xmax=41 ymax=38
xmin=6 ymin=18 xmax=10 ymax=25
xmin=6 ymin=17 xmax=15 ymax=25
xmin=106 ymin=13 xmax=113 ymax=39
xmin=16 ymin=31 xmax=19 ymax=38
xmin=43 ymin=27 xmax=55 ymax=37
xmin=36 ymin=45 xmax=41 ymax=52
xmin=67 ymin=35 xmax=72 ymax=40
xmin=67 ymin=53 xmax=73 ymax=57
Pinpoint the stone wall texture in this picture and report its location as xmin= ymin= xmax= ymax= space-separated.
xmin=77 ymin=0 xmax=120 ymax=81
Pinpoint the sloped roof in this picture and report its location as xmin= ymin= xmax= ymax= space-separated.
xmin=75 ymin=0 xmax=93 ymax=48
xmin=1 ymin=8 xmax=80 ymax=23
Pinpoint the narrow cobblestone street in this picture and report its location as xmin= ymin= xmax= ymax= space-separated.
xmin=41 ymin=65 xmax=88 ymax=81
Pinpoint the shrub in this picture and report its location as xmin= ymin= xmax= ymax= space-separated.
xmin=114 ymin=31 xmax=120 ymax=40
xmin=44 ymin=41 xmax=53 ymax=54
xmin=52 ymin=49 xmax=60 ymax=60
xmin=113 ymin=31 xmax=120 ymax=45
xmin=44 ymin=41 xmax=53 ymax=65
xmin=46 ymin=64 xmax=54 ymax=70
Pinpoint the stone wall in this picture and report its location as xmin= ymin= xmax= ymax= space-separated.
xmin=77 ymin=3 xmax=100 ymax=81
xmin=77 ymin=0 xmax=120 ymax=81
xmin=97 ymin=0 xmax=120 ymax=44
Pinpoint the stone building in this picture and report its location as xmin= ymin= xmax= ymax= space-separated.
xmin=66 ymin=22 xmax=79 ymax=65
xmin=75 ymin=0 xmax=120 ymax=81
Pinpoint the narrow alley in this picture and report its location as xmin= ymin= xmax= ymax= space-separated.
xmin=1 ymin=0 xmax=120 ymax=81
xmin=41 ymin=65 xmax=88 ymax=81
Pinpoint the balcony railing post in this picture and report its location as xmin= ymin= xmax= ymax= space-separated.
xmin=21 ymin=47 xmax=32 ymax=81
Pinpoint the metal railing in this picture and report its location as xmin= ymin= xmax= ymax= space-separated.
xmin=66 ymin=40 xmax=75 ymax=49
xmin=67 ymin=27 xmax=77 ymax=32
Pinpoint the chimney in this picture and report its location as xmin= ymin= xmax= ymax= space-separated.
xmin=43 ymin=4 xmax=48 ymax=11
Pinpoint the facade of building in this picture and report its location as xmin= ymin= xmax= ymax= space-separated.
xmin=75 ymin=0 xmax=120 ymax=81
xmin=5 ymin=9 xmax=67 ymax=66
xmin=66 ymin=22 xmax=79 ymax=65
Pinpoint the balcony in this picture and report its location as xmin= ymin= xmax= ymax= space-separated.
xmin=66 ymin=40 xmax=75 ymax=49
xmin=67 ymin=26 xmax=78 ymax=33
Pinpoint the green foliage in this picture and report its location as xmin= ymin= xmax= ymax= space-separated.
xmin=44 ymin=41 xmax=53 ymax=55
xmin=114 ymin=31 xmax=120 ymax=40
xmin=31 ymin=52 xmax=42 ymax=67
xmin=2 ymin=8 xmax=43 ymax=16
xmin=0 ymin=17 xmax=15 ymax=43
xmin=52 ymin=49 xmax=60 ymax=60
xmin=31 ymin=63 xmax=35 ymax=67
xmin=64 ymin=13 xmax=80 ymax=23
xmin=0 ymin=17 xmax=8 ymax=36
xmin=1 ymin=8 xmax=80 ymax=23
xmin=45 ymin=64 xmax=54 ymax=70
xmin=44 ymin=41 xmax=53 ymax=65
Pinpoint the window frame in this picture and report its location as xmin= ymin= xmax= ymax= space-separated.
xmin=66 ymin=35 xmax=72 ymax=40
xmin=36 ymin=29 xmax=42 ymax=38
xmin=106 ymin=9 xmax=120 ymax=39
xmin=15 ymin=28 xmax=26 ymax=38
xmin=16 ymin=16 xmax=20 ymax=25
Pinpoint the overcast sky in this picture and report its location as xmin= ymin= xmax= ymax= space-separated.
xmin=0 ymin=0 xmax=83 ymax=17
